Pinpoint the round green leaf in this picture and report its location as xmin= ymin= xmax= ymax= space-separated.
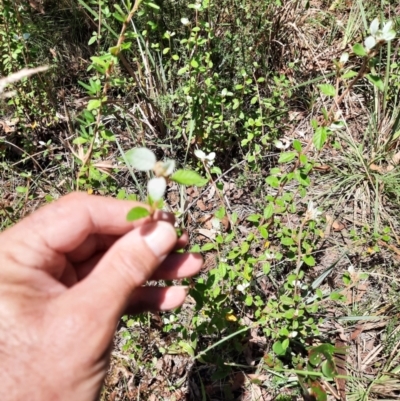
xmin=171 ymin=170 xmax=208 ymax=187
xmin=127 ymin=207 xmax=150 ymax=222
xmin=303 ymin=254 xmax=316 ymax=267
xmin=309 ymin=350 xmax=322 ymax=366
xmin=273 ymin=341 xmax=286 ymax=356
xmin=125 ymin=147 xmax=156 ymax=171
xmin=321 ymin=359 xmax=336 ymax=379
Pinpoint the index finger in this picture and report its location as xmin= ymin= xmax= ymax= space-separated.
xmin=0 ymin=192 xmax=171 ymax=274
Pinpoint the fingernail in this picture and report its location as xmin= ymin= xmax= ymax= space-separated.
xmin=143 ymin=221 xmax=177 ymax=259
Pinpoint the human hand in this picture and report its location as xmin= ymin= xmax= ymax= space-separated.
xmin=0 ymin=193 xmax=202 ymax=401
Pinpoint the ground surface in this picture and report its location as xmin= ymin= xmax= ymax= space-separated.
xmin=1 ymin=0 xmax=400 ymax=400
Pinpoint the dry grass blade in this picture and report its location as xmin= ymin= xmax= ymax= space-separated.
xmin=0 ymin=66 xmax=49 ymax=97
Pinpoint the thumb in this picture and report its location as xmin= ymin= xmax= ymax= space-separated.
xmin=63 ymin=221 xmax=178 ymax=323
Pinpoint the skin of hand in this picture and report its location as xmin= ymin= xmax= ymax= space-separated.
xmin=0 ymin=192 xmax=203 ymax=401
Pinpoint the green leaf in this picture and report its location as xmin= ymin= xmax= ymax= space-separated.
xmin=171 ymin=170 xmax=208 ymax=187
xmin=278 ymin=152 xmax=297 ymax=163
xmin=190 ymin=59 xmax=199 ymax=68
xmin=78 ymin=80 xmax=94 ymax=93
xmin=265 ymin=175 xmax=280 ymax=188
xmin=146 ymin=2 xmax=160 ymax=9
xmin=263 ymin=203 xmax=274 ymax=219
xmin=282 ymin=338 xmax=290 ymax=350
xmin=109 ymin=45 xmax=121 ymax=55
xmin=16 ymin=186 xmax=27 ymax=193
xmin=245 ymin=295 xmax=253 ymax=306
xmin=241 ymin=241 xmax=250 ymax=254
xmin=273 ymin=341 xmax=286 ymax=356
xmin=281 ymin=237 xmax=295 ymax=246
xmin=321 ymin=359 xmax=336 ymax=379
xmin=247 ymin=214 xmax=261 ymax=222
xmin=178 ymin=341 xmax=195 ymax=357
xmin=215 ymin=207 xmax=226 ymax=219
xmin=259 ymin=226 xmax=268 ymax=239
xmin=299 ymin=154 xmax=308 ymax=164
xmin=353 ymin=43 xmax=367 ymax=57
xmin=293 ymin=139 xmax=302 ymax=152
xmin=303 ymin=254 xmax=316 ymax=267
xmin=201 ymin=243 xmax=215 ymax=251
xmin=87 ymin=99 xmax=102 ymax=111
xmin=125 ymin=147 xmax=156 ymax=171
xmin=318 ymin=84 xmax=336 ymax=97
xmin=126 ymin=207 xmax=150 ymax=222
xmin=342 ymin=70 xmax=357 ymax=80
xmin=177 ymin=66 xmax=188 ymax=75
xmin=73 ymin=137 xmax=88 ymax=145
xmin=263 ymin=263 xmax=270 ymax=275
xmin=310 ymin=381 xmax=327 ymax=401
xmin=365 ymin=74 xmax=385 ymax=91
xmin=330 ymin=292 xmax=344 ymax=301
xmin=313 ymin=126 xmax=328 ymax=150
xmin=342 ymin=272 xmax=351 ymax=285
xmin=309 ymin=349 xmax=322 ymax=366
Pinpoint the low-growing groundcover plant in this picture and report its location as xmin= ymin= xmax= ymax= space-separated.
xmin=2 ymin=0 xmax=400 ymax=399
xmin=125 ymin=146 xmax=208 ymax=221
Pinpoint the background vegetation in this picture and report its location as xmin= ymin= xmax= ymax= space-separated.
xmin=1 ymin=0 xmax=400 ymax=399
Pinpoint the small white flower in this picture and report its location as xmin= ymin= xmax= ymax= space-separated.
xmin=153 ymin=159 xmax=175 ymax=177
xmin=348 ymin=264 xmax=355 ymax=274
xmin=265 ymin=252 xmax=275 ymax=260
xmin=237 ymin=282 xmax=250 ymax=293
xmin=305 ymin=201 xmax=322 ymax=221
xmin=339 ymin=52 xmax=349 ymax=64
xmin=181 ymin=17 xmax=190 ymax=26
xmin=364 ymin=36 xmax=376 ymax=50
xmin=148 ymin=177 xmax=167 ymax=201
xmin=194 ymin=149 xmax=216 ymax=167
xmin=289 ymin=331 xmax=298 ymax=338
xmin=329 ymin=121 xmax=345 ymax=131
xmin=382 ymin=21 xmax=393 ymax=34
xmin=164 ymin=31 xmax=176 ymax=38
xmin=274 ymin=139 xmax=290 ymax=150
xmin=369 ymin=18 xmax=380 ymax=36
xmin=365 ymin=18 xmax=396 ymax=48
xmin=381 ymin=21 xmax=396 ymax=41
xmin=211 ymin=218 xmax=220 ymax=230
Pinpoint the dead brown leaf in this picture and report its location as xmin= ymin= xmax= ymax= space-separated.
xmin=314 ymin=164 xmax=331 ymax=172
xmin=29 ymin=0 xmax=45 ymax=13
xmin=196 ymin=199 xmax=207 ymax=211
xmin=197 ymin=228 xmax=216 ymax=240
xmin=247 ymin=374 xmax=269 ymax=381
xmin=332 ymin=220 xmax=346 ymax=232
xmin=220 ymin=215 xmax=230 ymax=231
xmin=391 ymin=150 xmax=400 ymax=165
xmin=334 ymin=339 xmax=347 ymax=401
xmin=370 ymin=163 xmax=383 ymax=172
xmin=0 ymin=119 xmax=18 ymax=133
xmin=231 ymin=372 xmax=246 ymax=391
